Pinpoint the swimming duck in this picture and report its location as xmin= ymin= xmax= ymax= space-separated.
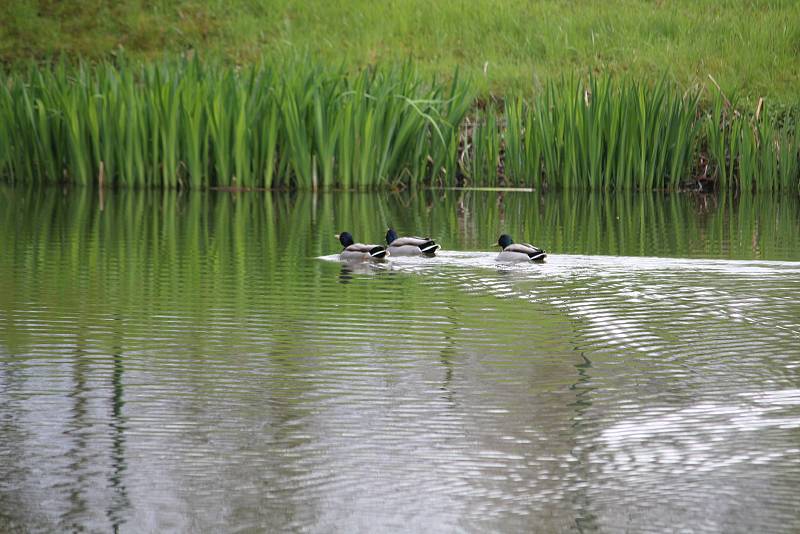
xmin=385 ymin=228 xmax=441 ymax=256
xmin=336 ymin=232 xmax=388 ymax=261
xmin=495 ymin=234 xmax=546 ymax=262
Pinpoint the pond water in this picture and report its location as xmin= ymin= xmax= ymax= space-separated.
xmin=1 ymin=186 xmax=800 ymax=532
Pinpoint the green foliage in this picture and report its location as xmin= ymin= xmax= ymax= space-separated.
xmin=2 ymin=1 xmax=800 ymax=103
xmin=704 ymin=93 xmax=800 ymax=192
xmin=0 ymin=57 xmax=472 ymax=189
xmin=1 ymin=60 xmax=798 ymax=192
xmin=465 ymin=106 xmax=500 ymax=187
xmin=471 ymin=78 xmax=797 ymax=192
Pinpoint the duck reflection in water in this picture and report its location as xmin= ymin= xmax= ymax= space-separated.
xmin=338 ymin=261 xmax=395 ymax=284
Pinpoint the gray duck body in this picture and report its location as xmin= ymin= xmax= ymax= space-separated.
xmin=495 ymin=234 xmax=546 ymax=262
xmin=385 ymin=228 xmax=441 ymax=256
xmin=336 ymin=232 xmax=388 ymax=261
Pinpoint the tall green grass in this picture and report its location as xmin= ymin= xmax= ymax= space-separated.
xmin=0 ymin=57 xmax=473 ymax=189
xmin=1 ymin=59 xmax=798 ymax=192
xmin=704 ymin=94 xmax=800 ymax=192
xmin=473 ymin=78 xmax=798 ymax=192
xmin=494 ymin=77 xmax=702 ymax=190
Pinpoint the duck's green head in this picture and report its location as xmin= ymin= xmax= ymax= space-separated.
xmin=498 ymin=234 xmax=514 ymax=248
xmin=386 ymin=228 xmax=398 ymax=244
xmin=336 ymin=232 xmax=354 ymax=247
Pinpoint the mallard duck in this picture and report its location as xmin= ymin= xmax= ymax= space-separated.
xmin=336 ymin=232 xmax=388 ymax=260
xmin=385 ymin=228 xmax=441 ymax=256
xmin=495 ymin=234 xmax=546 ymax=262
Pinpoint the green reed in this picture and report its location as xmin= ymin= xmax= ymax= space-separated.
xmin=0 ymin=57 xmax=472 ymax=190
xmin=465 ymin=106 xmax=501 ymax=186
xmin=482 ymin=77 xmax=702 ymax=190
xmin=469 ymin=78 xmax=798 ymax=192
xmin=1 ymin=59 xmax=798 ymax=192
xmin=704 ymin=93 xmax=800 ymax=193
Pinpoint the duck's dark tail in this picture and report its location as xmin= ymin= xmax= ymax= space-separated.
xmin=419 ymin=241 xmax=440 ymax=256
xmin=369 ymin=246 xmax=388 ymax=259
xmin=528 ymin=250 xmax=546 ymax=262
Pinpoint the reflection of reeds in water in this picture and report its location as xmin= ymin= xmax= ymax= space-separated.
xmin=1 ymin=187 xmax=798 ymax=352
xmin=1 ymin=61 xmax=797 ymax=192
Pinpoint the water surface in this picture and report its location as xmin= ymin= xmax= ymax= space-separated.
xmin=1 ymin=187 xmax=800 ymax=532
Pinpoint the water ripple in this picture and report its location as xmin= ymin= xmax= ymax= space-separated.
xmin=3 ymin=190 xmax=800 ymax=532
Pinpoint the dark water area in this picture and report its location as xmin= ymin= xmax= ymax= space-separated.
xmin=1 ymin=186 xmax=800 ymax=532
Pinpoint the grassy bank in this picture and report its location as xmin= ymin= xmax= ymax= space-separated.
xmin=2 ymin=1 xmax=800 ymax=103
xmin=1 ymin=58 xmax=799 ymax=192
